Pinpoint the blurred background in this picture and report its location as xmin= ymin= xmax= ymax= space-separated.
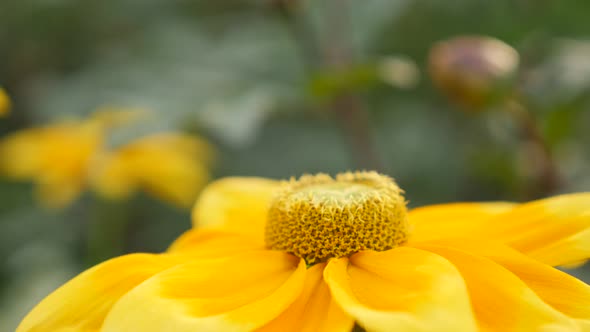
xmin=1 ymin=0 xmax=590 ymax=329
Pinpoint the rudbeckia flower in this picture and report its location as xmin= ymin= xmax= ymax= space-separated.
xmin=0 ymin=88 xmax=10 ymax=116
xmin=0 ymin=118 xmax=105 ymax=208
xmin=17 ymin=171 xmax=590 ymax=331
xmin=0 ymin=107 xmax=213 ymax=209
xmin=90 ymin=132 xmax=214 ymax=208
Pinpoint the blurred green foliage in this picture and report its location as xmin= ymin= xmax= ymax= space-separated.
xmin=1 ymin=0 xmax=590 ymax=330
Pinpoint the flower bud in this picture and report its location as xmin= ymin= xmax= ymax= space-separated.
xmin=429 ymin=36 xmax=519 ymax=110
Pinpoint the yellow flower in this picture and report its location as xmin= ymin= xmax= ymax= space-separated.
xmin=0 ymin=88 xmax=11 ymax=116
xmin=91 ymin=132 xmax=214 ymax=208
xmin=17 ymin=171 xmax=590 ymax=331
xmin=0 ymin=119 xmax=105 ymax=208
xmin=0 ymin=107 xmax=213 ymax=209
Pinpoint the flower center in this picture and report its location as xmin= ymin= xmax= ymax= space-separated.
xmin=265 ymin=171 xmax=409 ymax=264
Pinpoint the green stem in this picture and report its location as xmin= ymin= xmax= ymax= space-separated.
xmin=505 ymin=99 xmax=561 ymax=198
xmin=85 ymin=198 xmax=131 ymax=266
xmin=274 ymin=0 xmax=383 ymax=171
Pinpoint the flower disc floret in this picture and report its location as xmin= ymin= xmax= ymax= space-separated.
xmin=265 ymin=171 xmax=409 ymax=264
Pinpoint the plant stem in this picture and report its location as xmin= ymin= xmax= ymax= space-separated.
xmin=320 ymin=0 xmax=382 ymax=171
xmin=505 ymin=99 xmax=561 ymax=198
xmin=274 ymin=0 xmax=383 ymax=171
xmin=330 ymin=93 xmax=382 ymax=171
xmin=86 ymin=199 xmax=130 ymax=266
xmin=273 ymin=0 xmax=320 ymax=71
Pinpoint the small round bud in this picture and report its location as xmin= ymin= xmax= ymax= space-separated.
xmin=429 ymin=36 xmax=519 ymax=110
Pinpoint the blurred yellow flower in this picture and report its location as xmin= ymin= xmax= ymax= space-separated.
xmin=17 ymin=171 xmax=590 ymax=331
xmin=0 ymin=108 xmax=213 ymax=209
xmin=0 ymin=118 xmax=105 ymax=208
xmin=91 ymin=132 xmax=213 ymax=208
xmin=0 ymin=88 xmax=11 ymax=116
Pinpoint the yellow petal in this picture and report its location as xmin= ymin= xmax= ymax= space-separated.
xmin=167 ymin=229 xmax=264 ymax=256
xmin=416 ymin=243 xmax=580 ymax=331
xmin=0 ymin=88 xmax=11 ymax=116
xmin=192 ymin=177 xmax=280 ymax=241
xmin=422 ymin=240 xmax=590 ymax=325
xmin=0 ymin=121 xmax=104 ymax=208
xmin=324 ymin=247 xmax=478 ymax=332
xmin=258 ymin=263 xmax=354 ymax=332
xmin=101 ymin=251 xmax=306 ymax=332
xmin=408 ymin=202 xmax=516 ymax=242
xmin=89 ymin=152 xmax=136 ymax=199
xmin=91 ymin=132 xmax=213 ymax=208
xmin=35 ymin=176 xmax=85 ymax=209
xmin=0 ymin=127 xmax=54 ymax=178
xmin=17 ymin=253 xmax=185 ymax=332
xmin=488 ymin=193 xmax=590 ymax=266
xmin=410 ymin=193 xmax=590 ymax=267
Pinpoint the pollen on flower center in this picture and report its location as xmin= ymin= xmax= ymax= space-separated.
xmin=265 ymin=171 xmax=409 ymax=264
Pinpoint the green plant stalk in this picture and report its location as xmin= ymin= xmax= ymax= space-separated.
xmin=85 ymin=198 xmax=131 ymax=267
xmin=506 ymin=99 xmax=561 ymax=198
xmin=274 ymin=0 xmax=383 ymax=171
